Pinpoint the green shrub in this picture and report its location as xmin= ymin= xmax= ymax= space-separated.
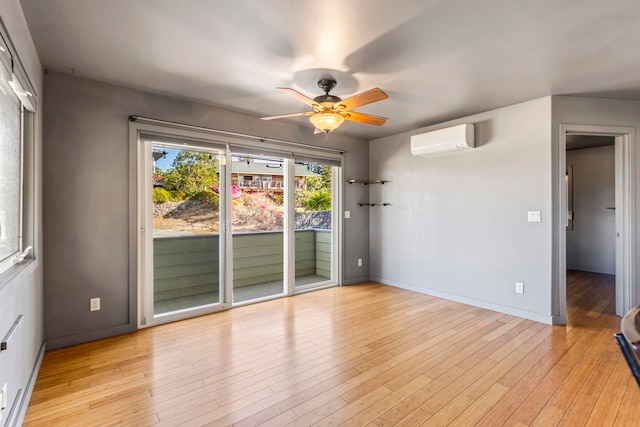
xmin=195 ymin=189 xmax=220 ymax=207
xmin=152 ymin=187 xmax=171 ymax=203
xmin=169 ymin=190 xmax=189 ymax=201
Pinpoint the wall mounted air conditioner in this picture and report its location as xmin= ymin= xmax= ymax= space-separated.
xmin=410 ymin=123 xmax=475 ymax=157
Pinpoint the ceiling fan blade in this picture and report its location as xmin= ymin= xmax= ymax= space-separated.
xmin=342 ymin=111 xmax=387 ymax=126
xmin=278 ymin=87 xmax=318 ymax=107
xmin=261 ymin=112 xmax=314 ymax=120
xmin=335 ymin=88 xmax=388 ymax=110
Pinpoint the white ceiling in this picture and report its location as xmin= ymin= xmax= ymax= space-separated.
xmin=19 ymin=0 xmax=640 ymax=140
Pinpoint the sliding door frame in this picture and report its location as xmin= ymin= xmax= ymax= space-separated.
xmin=130 ymin=119 xmax=344 ymax=328
xmin=133 ymin=126 xmax=230 ymax=327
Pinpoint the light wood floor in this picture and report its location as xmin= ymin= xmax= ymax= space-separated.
xmin=24 ymin=271 xmax=639 ymax=426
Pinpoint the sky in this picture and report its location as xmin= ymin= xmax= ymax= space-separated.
xmin=153 ymin=147 xmax=285 ymax=171
xmin=153 ymin=148 xmax=178 ymax=171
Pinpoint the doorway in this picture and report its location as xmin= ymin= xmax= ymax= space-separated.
xmin=565 ymin=135 xmax=615 ymax=316
xmin=558 ymin=124 xmax=636 ymax=323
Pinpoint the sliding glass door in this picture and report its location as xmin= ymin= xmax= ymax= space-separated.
xmin=294 ymin=159 xmax=338 ymax=290
xmin=139 ymin=135 xmax=228 ymax=326
xmin=135 ymin=122 xmax=342 ymax=327
xmin=231 ymin=154 xmax=286 ymax=303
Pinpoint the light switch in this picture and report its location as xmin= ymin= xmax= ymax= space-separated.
xmin=344 ymin=210 xmax=350 ymax=219
xmin=528 ymin=211 xmax=541 ymax=222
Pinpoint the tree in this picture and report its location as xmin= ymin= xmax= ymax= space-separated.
xmin=302 ymin=190 xmax=331 ymax=211
xmin=163 ymin=151 xmax=219 ymax=196
xmin=304 ymin=164 xmax=331 ymax=192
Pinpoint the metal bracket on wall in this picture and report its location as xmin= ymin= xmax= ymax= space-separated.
xmin=1 ymin=314 xmax=23 ymax=351
xmin=346 ymin=179 xmax=388 ymax=185
xmin=358 ymin=203 xmax=391 ymax=207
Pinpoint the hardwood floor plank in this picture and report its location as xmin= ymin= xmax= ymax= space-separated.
xmin=23 ymin=273 xmax=632 ymax=426
xmin=452 ymin=382 xmax=510 ymax=425
xmin=343 ymin=375 xmax=432 ymax=426
xmin=613 ymin=379 xmax=640 ymax=425
xmin=418 ymin=393 xmax=474 ymax=426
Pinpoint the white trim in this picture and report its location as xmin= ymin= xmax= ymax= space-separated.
xmin=131 ymin=123 xmax=231 ymax=328
xmin=373 ymin=276 xmax=556 ymax=324
xmin=232 ymin=292 xmax=287 ymax=308
xmin=130 ymin=115 xmax=344 ymax=155
xmin=334 ymin=166 xmax=343 ymax=286
xmin=284 ymin=159 xmax=295 ymax=296
xmin=141 ymin=139 xmax=154 ymax=326
xmin=557 ymin=124 xmax=636 ymax=322
xmin=294 ymin=281 xmax=337 ymax=294
xmin=224 ymin=146 xmax=233 ymax=306
xmin=131 ymin=120 xmax=344 ymax=327
xmin=7 ymin=342 xmax=45 ymax=427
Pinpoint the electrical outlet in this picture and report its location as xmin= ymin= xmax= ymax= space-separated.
xmin=516 ymin=282 xmax=524 ymax=294
xmin=90 ymin=297 xmax=101 ymax=311
xmin=344 ymin=210 xmax=351 ymax=219
xmin=357 ymin=258 xmax=363 ymax=267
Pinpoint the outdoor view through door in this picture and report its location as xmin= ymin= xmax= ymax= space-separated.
xmin=151 ymin=145 xmax=223 ymax=315
xmin=137 ymin=126 xmax=341 ymax=326
xmin=231 ymin=155 xmax=286 ymax=303
xmin=231 ymin=155 xmax=335 ymax=302
xmin=294 ymin=160 xmax=333 ymax=289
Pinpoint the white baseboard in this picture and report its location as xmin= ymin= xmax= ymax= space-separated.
xmin=6 ymin=341 xmax=45 ymax=427
xmin=370 ymin=276 xmax=555 ymax=325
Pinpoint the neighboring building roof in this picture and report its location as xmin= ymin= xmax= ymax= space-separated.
xmin=231 ymin=161 xmax=319 ymax=177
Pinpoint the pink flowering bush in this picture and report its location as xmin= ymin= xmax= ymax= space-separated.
xmin=232 ymin=191 xmax=283 ymax=231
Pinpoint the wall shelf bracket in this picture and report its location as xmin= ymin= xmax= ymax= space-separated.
xmin=346 ymin=179 xmax=388 ymax=185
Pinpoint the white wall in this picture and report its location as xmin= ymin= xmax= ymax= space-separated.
xmin=369 ymin=97 xmax=554 ymax=323
xmin=566 ymin=145 xmax=615 ymax=274
xmin=0 ymin=0 xmax=44 ymax=425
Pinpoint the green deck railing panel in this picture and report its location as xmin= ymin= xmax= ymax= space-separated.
xmin=153 ymin=229 xmax=331 ymax=302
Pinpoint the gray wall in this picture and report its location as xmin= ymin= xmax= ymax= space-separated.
xmin=43 ymin=72 xmax=370 ymax=349
xmin=552 ymin=96 xmax=640 ymax=315
xmin=0 ymin=0 xmax=44 ymax=425
xmin=566 ymin=145 xmax=615 ymax=274
xmin=369 ymin=97 xmax=554 ymax=323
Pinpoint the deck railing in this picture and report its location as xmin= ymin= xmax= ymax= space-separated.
xmin=153 ymin=229 xmax=331 ymax=301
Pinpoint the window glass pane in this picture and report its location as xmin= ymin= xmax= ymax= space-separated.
xmin=231 ymin=154 xmax=285 ymax=303
xmin=295 ymin=162 xmax=333 ymax=288
xmin=151 ymin=145 xmax=222 ymax=315
xmin=0 ymin=63 xmax=21 ymax=264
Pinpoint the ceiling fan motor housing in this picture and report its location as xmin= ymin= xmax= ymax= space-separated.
xmin=317 ymin=78 xmax=337 ymax=93
xmin=314 ymin=78 xmax=341 ymax=105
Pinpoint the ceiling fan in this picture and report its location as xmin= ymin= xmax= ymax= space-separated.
xmin=261 ymin=78 xmax=389 ymax=134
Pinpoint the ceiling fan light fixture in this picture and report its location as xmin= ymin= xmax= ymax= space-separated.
xmin=309 ymin=113 xmax=345 ymax=132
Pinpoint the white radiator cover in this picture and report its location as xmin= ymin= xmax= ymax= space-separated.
xmin=410 ymin=123 xmax=475 ymax=156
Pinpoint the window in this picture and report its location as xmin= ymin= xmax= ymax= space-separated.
xmin=0 ymin=26 xmax=36 ymax=276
